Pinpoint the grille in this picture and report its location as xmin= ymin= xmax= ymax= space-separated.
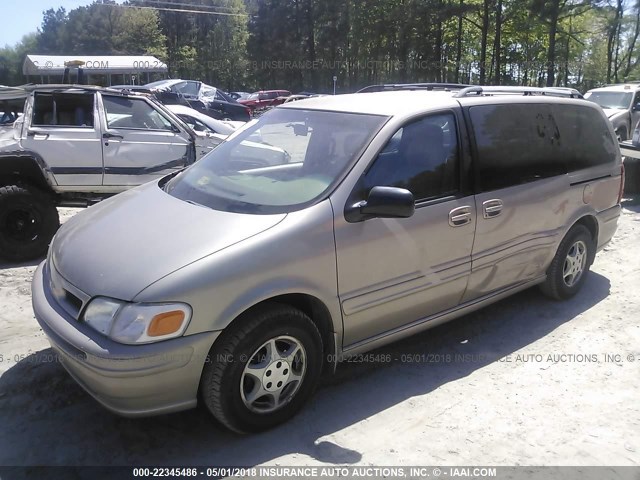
xmin=47 ymin=261 xmax=89 ymax=320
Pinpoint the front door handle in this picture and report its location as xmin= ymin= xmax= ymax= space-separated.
xmin=103 ymin=132 xmax=124 ymax=140
xmin=449 ymin=206 xmax=472 ymax=227
xmin=483 ymin=199 xmax=503 ymax=218
xmin=27 ymin=129 xmax=49 ymax=139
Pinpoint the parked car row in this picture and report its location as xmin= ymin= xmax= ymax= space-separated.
xmin=113 ymin=79 xmax=252 ymax=122
xmin=112 ymin=81 xmax=316 ymax=121
xmin=237 ymin=90 xmax=292 ymax=111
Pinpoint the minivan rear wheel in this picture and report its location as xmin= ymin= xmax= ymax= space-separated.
xmin=199 ymin=303 xmax=323 ymax=433
xmin=540 ymin=224 xmax=594 ymax=300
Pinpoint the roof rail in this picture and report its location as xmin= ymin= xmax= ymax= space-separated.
xmin=603 ymin=81 xmax=640 ymax=86
xmin=357 ymin=83 xmax=472 ymax=93
xmin=453 ymin=85 xmax=583 ymax=99
xmin=23 ymin=84 xmax=105 ymax=92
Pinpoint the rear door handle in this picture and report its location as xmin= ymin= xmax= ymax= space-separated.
xmin=449 ymin=206 xmax=472 ymax=227
xmin=483 ymin=199 xmax=503 ymax=218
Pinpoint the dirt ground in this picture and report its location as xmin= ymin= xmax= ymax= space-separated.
xmin=0 ymin=201 xmax=638 ymax=467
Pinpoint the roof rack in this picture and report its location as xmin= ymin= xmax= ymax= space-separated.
xmin=357 ymin=83 xmax=472 ymax=93
xmin=453 ymin=85 xmax=583 ymax=99
xmin=17 ymin=84 xmax=149 ymax=98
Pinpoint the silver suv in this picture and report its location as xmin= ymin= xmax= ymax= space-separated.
xmin=0 ymin=86 xmax=217 ymax=261
xmin=31 ymin=85 xmax=624 ymax=433
xmin=584 ymin=83 xmax=640 ymax=140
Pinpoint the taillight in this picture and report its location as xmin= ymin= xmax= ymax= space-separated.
xmin=617 ymin=163 xmax=625 ymax=204
xmin=245 ymin=107 xmax=252 ymax=118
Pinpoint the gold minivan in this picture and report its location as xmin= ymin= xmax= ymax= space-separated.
xmin=32 ymin=85 xmax=624 ymax=433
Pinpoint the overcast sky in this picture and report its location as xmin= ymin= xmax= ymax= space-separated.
xmin=1 ymin=0 xmax=107 ymax=47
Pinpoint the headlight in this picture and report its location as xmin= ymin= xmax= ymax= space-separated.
xmin=83 ymin=297 xmax=123 ymax=336
xmin=82 ymin=297 xmax=192 ymax=344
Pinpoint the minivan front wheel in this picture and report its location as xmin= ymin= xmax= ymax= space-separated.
xmin=200 ymin=304 xmax=323 ymax=433
xmin=540 ymin=224 xmax=594 ymax=300
xmin=240 ymin=335 xmax=307 ymax=414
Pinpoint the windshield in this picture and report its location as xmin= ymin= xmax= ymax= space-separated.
xmin=585 ymin=91 xmax=633 ymax=109
xmin=165 ymin=108 xmax=388 ymax=214
xmin=144 ymin=79 xmax=180 ymax=89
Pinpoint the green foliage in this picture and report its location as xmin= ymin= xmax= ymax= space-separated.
xmin=114 ymin=8 xmax=167 ymax=58
xmin=2 ymin=0 xmax=640 ymax=92
xmin=0 ymin=33 xmax=39 ymax=85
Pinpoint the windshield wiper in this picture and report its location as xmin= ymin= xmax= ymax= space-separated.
xmin=184 ymin=199 xmax=207 ymax=208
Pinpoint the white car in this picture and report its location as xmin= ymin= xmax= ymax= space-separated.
xmin=165 ymin=104 xmax=290 ymax=166
xmin=165 ymin=104 xmax=245 ymax=154
xmin=165 ymin=104 xmax=245 ymax=131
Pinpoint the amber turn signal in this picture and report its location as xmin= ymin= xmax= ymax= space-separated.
xmin=147 ymin=311 xmax=186 ymax=337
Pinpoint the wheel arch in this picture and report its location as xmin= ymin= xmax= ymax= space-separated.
xmin=575 ymin=214 xmax=598 ymax=244
xmin=0 ymin=153 xmax=57 ymax=194
xmin=214 ymin=293 xmax=338 ymax=373
xmin=574 ymin=214 xmax=599 ymax=265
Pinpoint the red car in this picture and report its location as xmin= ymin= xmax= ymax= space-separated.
xmin=239 ymin=90 xmax=291 ymax=110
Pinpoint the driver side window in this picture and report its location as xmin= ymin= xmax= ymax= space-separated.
xmin=362 ymin=112 xmax=460 ymax=202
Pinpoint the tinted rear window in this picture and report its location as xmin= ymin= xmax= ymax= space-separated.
xmin=469 ymin=103 xmax=616 ymax=192
xmin=551 ymin=104 xmax=618 ymax=172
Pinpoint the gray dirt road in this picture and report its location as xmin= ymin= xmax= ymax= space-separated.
xmin=0 ymin=202 xmax=638 ymax=467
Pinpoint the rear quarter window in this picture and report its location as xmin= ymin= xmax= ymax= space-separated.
xmin=32 ymin=92 xmax=94 ymax=127
xmin=550 ymin=104 xmax=618 ymax=171
xmin=469 ymin=103 xmax=616 ymax=192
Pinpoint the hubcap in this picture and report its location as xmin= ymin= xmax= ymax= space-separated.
xmin=563 ymin=240 xmax=588 ymax=287
xmin=2 ymin=208 xmax=41 ymax=242
xmin=240 ymin=336 xmax=306 ymax=413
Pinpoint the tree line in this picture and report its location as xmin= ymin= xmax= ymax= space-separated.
xmin=2 ymin=0 xmax=640 ymax=93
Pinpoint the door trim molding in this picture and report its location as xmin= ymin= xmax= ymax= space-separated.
xmin=342 ymin=275 xmax=545 ymax=354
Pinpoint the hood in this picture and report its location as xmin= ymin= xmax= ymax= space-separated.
xmin=602 ymin=108 xmax=626 ymax=119
xmin=51 ymin=181 xmax=286 ymax=300
xmin=224 ymin=120 xmax=246 ymax=130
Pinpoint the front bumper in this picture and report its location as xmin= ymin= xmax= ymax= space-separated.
xmin=31 ymin=262 xmax=221 ymax=417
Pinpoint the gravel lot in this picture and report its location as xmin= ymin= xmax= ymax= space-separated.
xmin=0 ymin=200 xmax=638 ymax=467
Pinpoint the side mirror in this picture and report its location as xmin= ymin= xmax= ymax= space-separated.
xmin=345 ymin=186 xmax=415 ymax=222
xmin=633 ymin=102 xmax=640 ymax=111
xmin=292 ymin=123 xmax=309 ymax=136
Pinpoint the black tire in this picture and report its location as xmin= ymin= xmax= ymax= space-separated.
xmin=540 ymin=224 xmax=595 ymax=300
xmin=200 ymin=303 xmax=323 ymax=433
xmin=0 ymin=185 xmax=60 ymax=262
